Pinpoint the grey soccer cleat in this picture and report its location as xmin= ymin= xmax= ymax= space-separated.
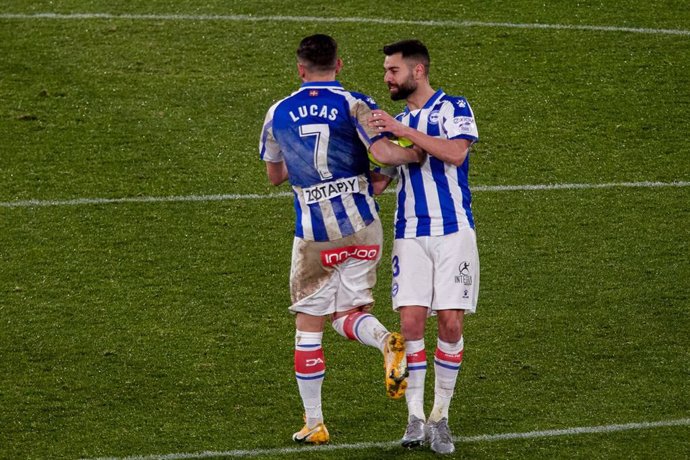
xmin=426 ymin=417 xmax=455 ymax=454
xmin=400 ymin=415 xmax=426 ymax=448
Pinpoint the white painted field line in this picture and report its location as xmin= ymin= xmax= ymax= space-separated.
xmin=0 ymin=192 xmax=293 ymax=209
xmin=0 ymin=180 xmax=688 ymax=209
xmin=473 ymin=180 xmax=690 ymax=192
xmin=83 ymin=417 xmax=690 ymax=459
xmin=1 ymin=13 xmax=689 ymax=36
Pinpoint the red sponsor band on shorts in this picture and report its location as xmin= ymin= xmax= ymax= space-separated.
xmin=320 ymin=244 xmax=380 ymax=267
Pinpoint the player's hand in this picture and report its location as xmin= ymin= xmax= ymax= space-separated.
xmin=369 ymin=110 xmax=406 ymax=137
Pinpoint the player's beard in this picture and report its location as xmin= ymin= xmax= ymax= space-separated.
xmin=388 ymin=76 xmax=417 ymax=101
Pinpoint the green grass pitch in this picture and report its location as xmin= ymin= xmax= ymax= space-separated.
xmin=1 ymin=1 xmax=689 ymax=458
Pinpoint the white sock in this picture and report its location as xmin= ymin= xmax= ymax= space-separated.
xmin=331 ymin=311 xmax=389 ymax=352
xmin=404 ymin=338 xmax=427 ymax=420
xmin=294 ymin=330 xmax=326 ymax=427
xmin=429 ymin=337 xmax=464 ymax=422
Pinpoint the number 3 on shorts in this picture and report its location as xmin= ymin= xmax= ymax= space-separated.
xmin=392 ymin=255 xmax=400 ymax=277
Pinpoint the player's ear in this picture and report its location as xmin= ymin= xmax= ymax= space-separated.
xmin=414 ymin=62 xmax=425 ymax=80
xmin=297 ymin=62 xmax=307 ymax=80
xmin=335 ymin=57 xmax=343 ymax=75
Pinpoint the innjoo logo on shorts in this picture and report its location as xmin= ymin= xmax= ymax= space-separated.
xmin=321 ymin=245 xmax=380 ymax=266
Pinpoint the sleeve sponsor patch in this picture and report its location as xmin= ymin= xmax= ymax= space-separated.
xmin=452 ymin=116 xmax=477 ymax=135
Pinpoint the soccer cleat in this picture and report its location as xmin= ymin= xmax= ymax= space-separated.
xmin=401 ymin=415 xmax=426 ymax=448
xmin=292 ymin=422 xmax=330 ymax=444
xmin=384 ymin=332 xmax=409 ymax=399
xmin=426 ymin=418 xmax=455 ymax=454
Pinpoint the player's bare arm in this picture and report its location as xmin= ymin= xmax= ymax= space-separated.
xmin=266 ymin=160 xmax=288 ymax=186
xmin=352 ymin=98 xmax=424 ymax=166
xmin=370 ymin=170 xmax=394 ymax=196
xmin=368 ymin=137 xmax=425 ymax=166
xmin=369 ymin=109 xmax=471 ymax=167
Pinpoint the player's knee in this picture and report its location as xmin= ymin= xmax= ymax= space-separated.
xmin=332 ymin=305 xmax=367 ymax=321
xmin=400 ymin=315 xmax=425 ymax=341
xmin=438 ymin=320 xmax=462 ymax=343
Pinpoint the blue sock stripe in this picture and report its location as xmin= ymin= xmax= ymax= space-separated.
xmin=296 ymin=372 xmax=325 ymax=381
xmin=434 ymin=359 xmax=461 ymax=371
xmin=353 ymin=314 xmax=374 ymax=341
xmin=295 ymin=343 xmax=322 ymax=351
xmin=408 ymin=364 xmax=428 ymax=371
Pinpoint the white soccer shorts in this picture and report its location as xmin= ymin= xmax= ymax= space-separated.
xmin=289 ymin=219 xmax=383 ymax=316
xmin=391 ymin=227 xmax=479 ymax=313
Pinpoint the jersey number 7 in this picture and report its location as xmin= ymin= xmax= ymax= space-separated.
xmin=299 ymin=124 xmax=333 ymax=180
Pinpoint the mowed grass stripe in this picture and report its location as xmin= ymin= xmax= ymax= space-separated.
xmin=1 ymin=181 xmax=688 ymax=209
xmin=1 ymin=12 xmax=689 ymax=36
xmin=82 ymin=417 xmax=690 ymax=460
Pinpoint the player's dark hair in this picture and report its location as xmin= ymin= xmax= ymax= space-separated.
xmin=297 ymin=34 xmax=338 ymax=73
xmin=382 ymin=39 xmax=430 ymax=75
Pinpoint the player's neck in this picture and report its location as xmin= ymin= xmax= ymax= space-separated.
xmin=406 ymin=84 xmax=436 ymax=111
xmin=303 ymin=71 xmax=338 ymax=83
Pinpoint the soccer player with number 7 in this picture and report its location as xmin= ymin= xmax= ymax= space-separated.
xmin=258 ymin=34 xmax=424 ymax=445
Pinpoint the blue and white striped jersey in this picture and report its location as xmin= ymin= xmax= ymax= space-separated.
xmin=260 ymin=81 xmax=386 ymax=242
xmin=387 ymin=89 xmax=479 ymax=239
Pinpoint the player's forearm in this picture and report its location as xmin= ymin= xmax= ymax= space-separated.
xmin=401 ymin=129 xmax=470 ymax=167
xmin=370 ymin=171 xmax=393 ymax=195
xmin=266 ymin=161 xmax=289 ymax=185
xmin=369 ymin=138 xmax=423 ymax=166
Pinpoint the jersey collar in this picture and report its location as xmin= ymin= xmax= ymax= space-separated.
xmin=404 ymin=88 xmax=446 ymax=114
xmin=300 ymin=80 xmax=343 ymax=89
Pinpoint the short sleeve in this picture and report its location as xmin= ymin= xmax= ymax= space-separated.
xmin=352 ymin=96 xmax=387 ymax=148
xmin=442 ymin=98 xmax=479 ymax=142
xmin=259 ymin=105 xmax=284 ymax=162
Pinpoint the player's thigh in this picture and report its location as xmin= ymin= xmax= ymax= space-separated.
xmin=334 ymin=220 xmax=383 ymax=312
xmin=289 ymin=237 xmax=337 ymax=316
xmin=431 ymin=228 xmax=480 ymax=312
xmin=391 ymin=237 xmax=433 ymax=309
xmin=335 ymin=257 xmax=379 ymax=312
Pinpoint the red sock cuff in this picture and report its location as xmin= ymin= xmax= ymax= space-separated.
xmin=407 ymin=349 xmax=427 ymax=364
xmin=342 ymin=311 xmax=369 ymax=341
xmin=295 ymin=348 xmax=326 ymax=378
xmin=435 ymin=347 xmax=463 ymax=364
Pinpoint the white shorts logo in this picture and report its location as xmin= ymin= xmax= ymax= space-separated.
xmin=455 ymin=261 xmax=473 ymax=285
xmin=303 ymin=176 xmax=360 ymax=204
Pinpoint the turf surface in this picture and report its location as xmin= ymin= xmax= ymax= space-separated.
xmin=1 ymin=1 xmax=688 ymax=458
